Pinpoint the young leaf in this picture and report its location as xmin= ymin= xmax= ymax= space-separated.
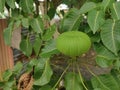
xmin=110 ymin=2 xmax=120 ymax=20
xmin=94 ymin=43 xmax=116 ymax=67
xmin=87 ymin=10 xmax=105 ymax=34
xmin=65 ymin=72 xmax=83 ymax=90
xmin=20 ymin=39 xmax=32 ymax=57
xmin=0 ymin=0 xmax=5 ymax=12
xmin=34 ymin=59 xmax=53 ymax=86
xmin=30 ymin=16 xmax=44 ymax=33
xmin=100 ymin=19 xmax=120 ymax=56
xmin=6 ymin=0 xmax=15 ymax=9
xmin=91 ymin=74 xmax=119 ymax=90
xmin=20 ymin=0 xmax=34 ymax=14
xmin=40 ymin=40 xmax=59 ymax=58
xmin=33 ymin=36 xmax=42 ymax=56
xmin=42 ymin=24 xmax=56 ymax=41
xmin=79 ymin=2 xmax=96 ymax=14
xmin=60 ymin=8 xmax=82 ymax=32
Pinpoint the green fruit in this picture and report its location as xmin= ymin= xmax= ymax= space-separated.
xmin=56 ymin=31 xmax=91 ymax=57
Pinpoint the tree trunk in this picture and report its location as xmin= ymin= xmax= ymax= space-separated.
xmin=0 ymin=19 xmax=14 ymax=81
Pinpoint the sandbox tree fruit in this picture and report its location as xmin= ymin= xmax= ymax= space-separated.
xmin=56 ymin=31 xmax=91 ymax=57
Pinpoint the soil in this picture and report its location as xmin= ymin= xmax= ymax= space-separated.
xmin=51 ymin=48 xmax=111 ymax=80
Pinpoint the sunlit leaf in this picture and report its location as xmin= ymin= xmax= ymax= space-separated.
xmin=91 ymin=74 xmax=119 ymax=90
xmin=3 ymin=70 xmax=12 ymax=81
xmin=60 ymin=8 xmax=82 ymax=33
xmin=87 ymin=10 xmax=105 ymax=34
xmin=30 ymin=16 xmax=44 ymax=33
xmin=6 ymin=0 xmax=15 ymax=9
xmin=3 ymin=21 xmax=14 ymax=45
xmin=101 ymin=19 xmax=120 ymax=55
xmin=65 ymin=72 xmax=83 ymax=90
xmin=34 ymin=59 xmax=53 ymax=86
xmin=101 ymin=0 xmax=115 ymax=12
xmin=33 ymin=36 xmax=42 ymax=56
xmin=22 ymin=17 xmax=29 ymax=28
xmin=110 ymin=2 xmax=120 ymax=20
xmin=20 ymin=39 xmax=32 ymax=57
xmin=13 ymin=62 xmax=23 ymax=74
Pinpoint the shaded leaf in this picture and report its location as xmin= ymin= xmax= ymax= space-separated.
xmin=79 ymin=2 xmax=96 ymax=14
xmin=101 ymin=19 xmax=120 ymax=55
xmin=20 ymin=39 xmax=32 ymax=57
xmin=30 ymin=16 xmax=44 ymax=33
xmin=6 ymin=0 xmax=15 ymax=9
xmin=94 ymin=43 xmax=116 ymax=67
xmin=110 ymin=2 xmax=120 ymax=20
xmin=91 ymin=74 xmax=119 ymax=90
xmin=60 ymin=8 xmax=82 ymax=33
xmin=34 ymin=59 xmax=53 ymax=86
xmin=0 ymin=0 xmax=5 ymax=12
xmin=87 ymin=10 xmax=105 ymax=34
xmin=40 ymin=85 xmax=52 ymax=90
xmin=40 ymin=40 xmax=59 ymax=58
xmin=20 ymin=0 xmax=34 ymax=14
xmin=65 ymin=72 xmax=83 ymax=90
xmin=42 ymin=24 xmax=56 ymax=41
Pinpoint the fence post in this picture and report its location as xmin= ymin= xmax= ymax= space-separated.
xmin=0 ymin=19 xmax=14 ymax=81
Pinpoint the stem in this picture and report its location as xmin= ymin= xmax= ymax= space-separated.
xmin=52 ymin=63 xmax=71 ymax=90
xmin=76 ymin=63 xmax=88 ymax=90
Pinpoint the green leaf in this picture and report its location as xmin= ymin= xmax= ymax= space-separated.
xmin=94 ymin=43 xmax=116 ymax=67
xmin=34 ymin=59 xmax=53 ymax=86
xmin=60 ymin=8 xmax=82 ymax=33
xmin=27 ymin=58 xmax=38 ymax=72
xmin=20 ymin=0 xmax=34 ymax=14
xmin=33 ymin=36 xmax=42 ymax=56
xmin=101 ymin=19 xmax=120 ymax=55
xmin=3 ymin=70 xmax=12 ymax=81
xmin=34 ymin=58 xmax=49 ymax=80
xmin=87 ymin=10 xmax=105 ymax=34
xmin=110 ymin=2 xmax=120 ymax=20
xmin=40 ymin=85 xmax=52 ymax=90
xmin=42 ymin=24 xmax=56 ymax=41
xmin=0 ymin=0 xmax=5 ymax=12
xmin=91 ymin=74 xmax=119 ymax=90
xmin=6 ymin=0 xmax=15 ymax=9
xmin=3 ymin=21 xmax=14 ymax=45
xmin=30 ymin=16 xmax=44 ymax=33
xmin=20 ymin=39 xmax=32 ymax=57
xmin=40 ymin=40 xmax=59 ymax=58
xmin=65 ymin=72 xmax=83 ymax=90
xmin=101 ymin=0 xmax=115 ymax=12
xmin=13 ymin=62 xmax=23 ymax=74
xmin=21 ymin=17 xmax=29 ymax=28
xmin=79 ymin=2 xmax=96 ymax=14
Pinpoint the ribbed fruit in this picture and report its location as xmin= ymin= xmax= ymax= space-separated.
xmin=56 ymin=31 xmax=91 ymax=57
